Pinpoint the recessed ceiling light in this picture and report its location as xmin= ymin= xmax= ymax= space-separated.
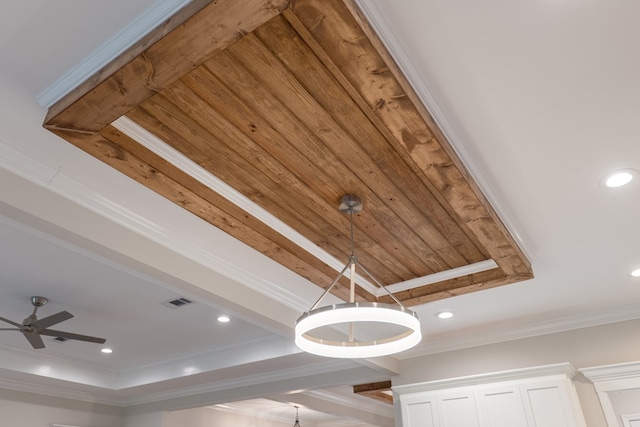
xmin=435 ymin=311 xmax=454 ymax=319
xmin=101 ymin=348 xmax=113 ymax=354
xmin=630 ymin=268 xmax=640 ymax=278
xmin=217 ymin=315 xmax=230 ymax=323
xmin=602 ymin=169 xmax=636 ymax=188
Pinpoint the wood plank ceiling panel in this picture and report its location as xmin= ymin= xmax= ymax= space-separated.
xmin=43 ymin=0 xmax=533 ymax=307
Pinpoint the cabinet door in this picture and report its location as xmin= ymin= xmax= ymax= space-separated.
xmin=520 ymin=380 xmax=575 ymax=427
xmin=475 ymin=385 xmax=529 ymax=427
xmin=401 ymin=394 xmax=439 ymax=427
xmin=437 ymin=391 xmax=480 ymax=427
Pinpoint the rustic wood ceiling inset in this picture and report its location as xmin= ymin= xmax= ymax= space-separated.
xmin=43 ymin=0 xmax=533 ymax=307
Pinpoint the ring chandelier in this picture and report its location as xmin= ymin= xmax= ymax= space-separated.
xmin=294 ymin=195 xmax=422 ymax=358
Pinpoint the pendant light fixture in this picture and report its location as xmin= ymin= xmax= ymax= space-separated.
xmin=293 ymin=406 xmax=301 ymax=427
xmin=295 ymin=195 xmax=422 ymax=358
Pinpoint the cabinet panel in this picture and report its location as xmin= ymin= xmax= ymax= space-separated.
xmin=476 ymin=386 xmax=528 ymax=427
xmin=522 ymin=385 xmax=568 ymax=427
xmin=400 ymin=394 xmax=440 ymax=427
xmin=439 ymin=392 xmax=480 ymax=427
xmin=405 ymin=401 xmax=438 ymax=427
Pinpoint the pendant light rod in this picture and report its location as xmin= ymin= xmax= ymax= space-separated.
xmin=307 ymin=194 xmax=406 ymax=310
xmin=294 ymin=194 xmax=422 ymax=358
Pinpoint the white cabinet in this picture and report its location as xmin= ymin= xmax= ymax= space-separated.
xmin=438 ymin=391 xmax=480 ymax=427
xmin=401 ymin=394 xmax=438 ymax=427
xmin=395 ymin=363 xmax=586 ymax=427
xmin=476 ymin=384 xmax=528 ymax=427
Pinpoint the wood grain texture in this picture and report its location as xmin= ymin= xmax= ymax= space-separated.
xmin=353 ymin=381 xmax=393 ymax=404
xmin=43 ymin=0 xmax=533 ymax=308
xmin=45 ymin=0 xmax=289 ymax=132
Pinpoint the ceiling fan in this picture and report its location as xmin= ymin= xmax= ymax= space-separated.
xmin=0 ymin=296 xmax=106 ymax=349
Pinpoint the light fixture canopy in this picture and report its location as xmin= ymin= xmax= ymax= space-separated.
xmin=295 ymin=195 xmax=421 ymax=358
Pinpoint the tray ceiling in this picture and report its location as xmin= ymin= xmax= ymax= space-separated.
xmin=43 ymin=0 xmax=532 ymax=306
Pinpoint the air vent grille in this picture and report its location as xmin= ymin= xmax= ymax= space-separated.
xmin=163 ymin=297 xmax=193 ymax=309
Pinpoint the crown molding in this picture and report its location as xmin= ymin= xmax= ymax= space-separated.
xmin=393 ymin=363 xmax=577 ymax=395
xmin=402 ymin=303 xmax=640 ymax=359
xmin=0 ymin=342 xmax=118 ymax=389
xmin=0 ymin=377 xmax=125 ymax=407
xmin=582 ymin=360 xmax=640 ymax=392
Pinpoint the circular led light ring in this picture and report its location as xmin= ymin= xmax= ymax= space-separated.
xmin=295 ymin=302 xmax=421 ymax=358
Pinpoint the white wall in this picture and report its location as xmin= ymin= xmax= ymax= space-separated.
xmin=0 ymin=388 xmax=123 ymax=427
xmin=163 ymin=407 xmax=293 ymax=427
xmin=395 ymin=318 xmax=640 ymax=427
xmin=124 ymin=411 xmax=164 ymax=427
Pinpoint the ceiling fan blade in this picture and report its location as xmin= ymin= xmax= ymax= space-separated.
xmin=23 ymin=332 xmax=45 ymax=349
xmin=0 ymin=328 xmax=21 ymax=331
xmin=30 ymin=311 xmax=73 ymax=330
xmin=0 ymin=316 xmax=22 ymax=328
xmin=40 ymin=329 xmax=106 ymax=344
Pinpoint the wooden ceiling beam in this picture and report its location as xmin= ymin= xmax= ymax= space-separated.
xmin=353 ymin=380 xmax=393 ymax=404
xmin=44 ymin=0 xmax=290 ymax=133
xmin=42 ymin=0 xmax=533 ymax=307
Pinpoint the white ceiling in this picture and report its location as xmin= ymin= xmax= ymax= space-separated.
xmin=0 ymin=0 xmax=639 ymax=424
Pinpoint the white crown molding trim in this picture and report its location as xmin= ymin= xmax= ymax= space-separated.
xmin=0 ymin=377 xmax=125 ymax=407
xmin=0 ymin=342 xmax=118 ymax=389
xmin=581 ymin=361 xmax=640 ymax=427
xmin=402 ymin=302 xmax=640 ymax=358
xmin=353 ymin=0 xmax=533 ymax=264
xmin=380 ymin=260 xmax=497 ymax=296
xmin=393 ymin=363 xmax=577 ymax=395
xmin=37 ymin=0 xmax=191 ymax=108
xmin=581 ymin=361 xmax=640 ymax=391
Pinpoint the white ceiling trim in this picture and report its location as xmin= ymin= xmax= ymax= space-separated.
xmin=581 ymin=361 xmax=640 ymax=388
xmin=381 ymin=260 xmax=498 ymax=296
xmin=0 ymin=376 xmax=124 ymax=407
xmin=403 ymin=303 xmax=640 ymax=359
xmin=37 ymin=0 xmax=192 ymax=108
xmin=393 ymin=362 xmax=577 ymax=395
xmin=0 ymin=342 xmax=118 ymax=389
